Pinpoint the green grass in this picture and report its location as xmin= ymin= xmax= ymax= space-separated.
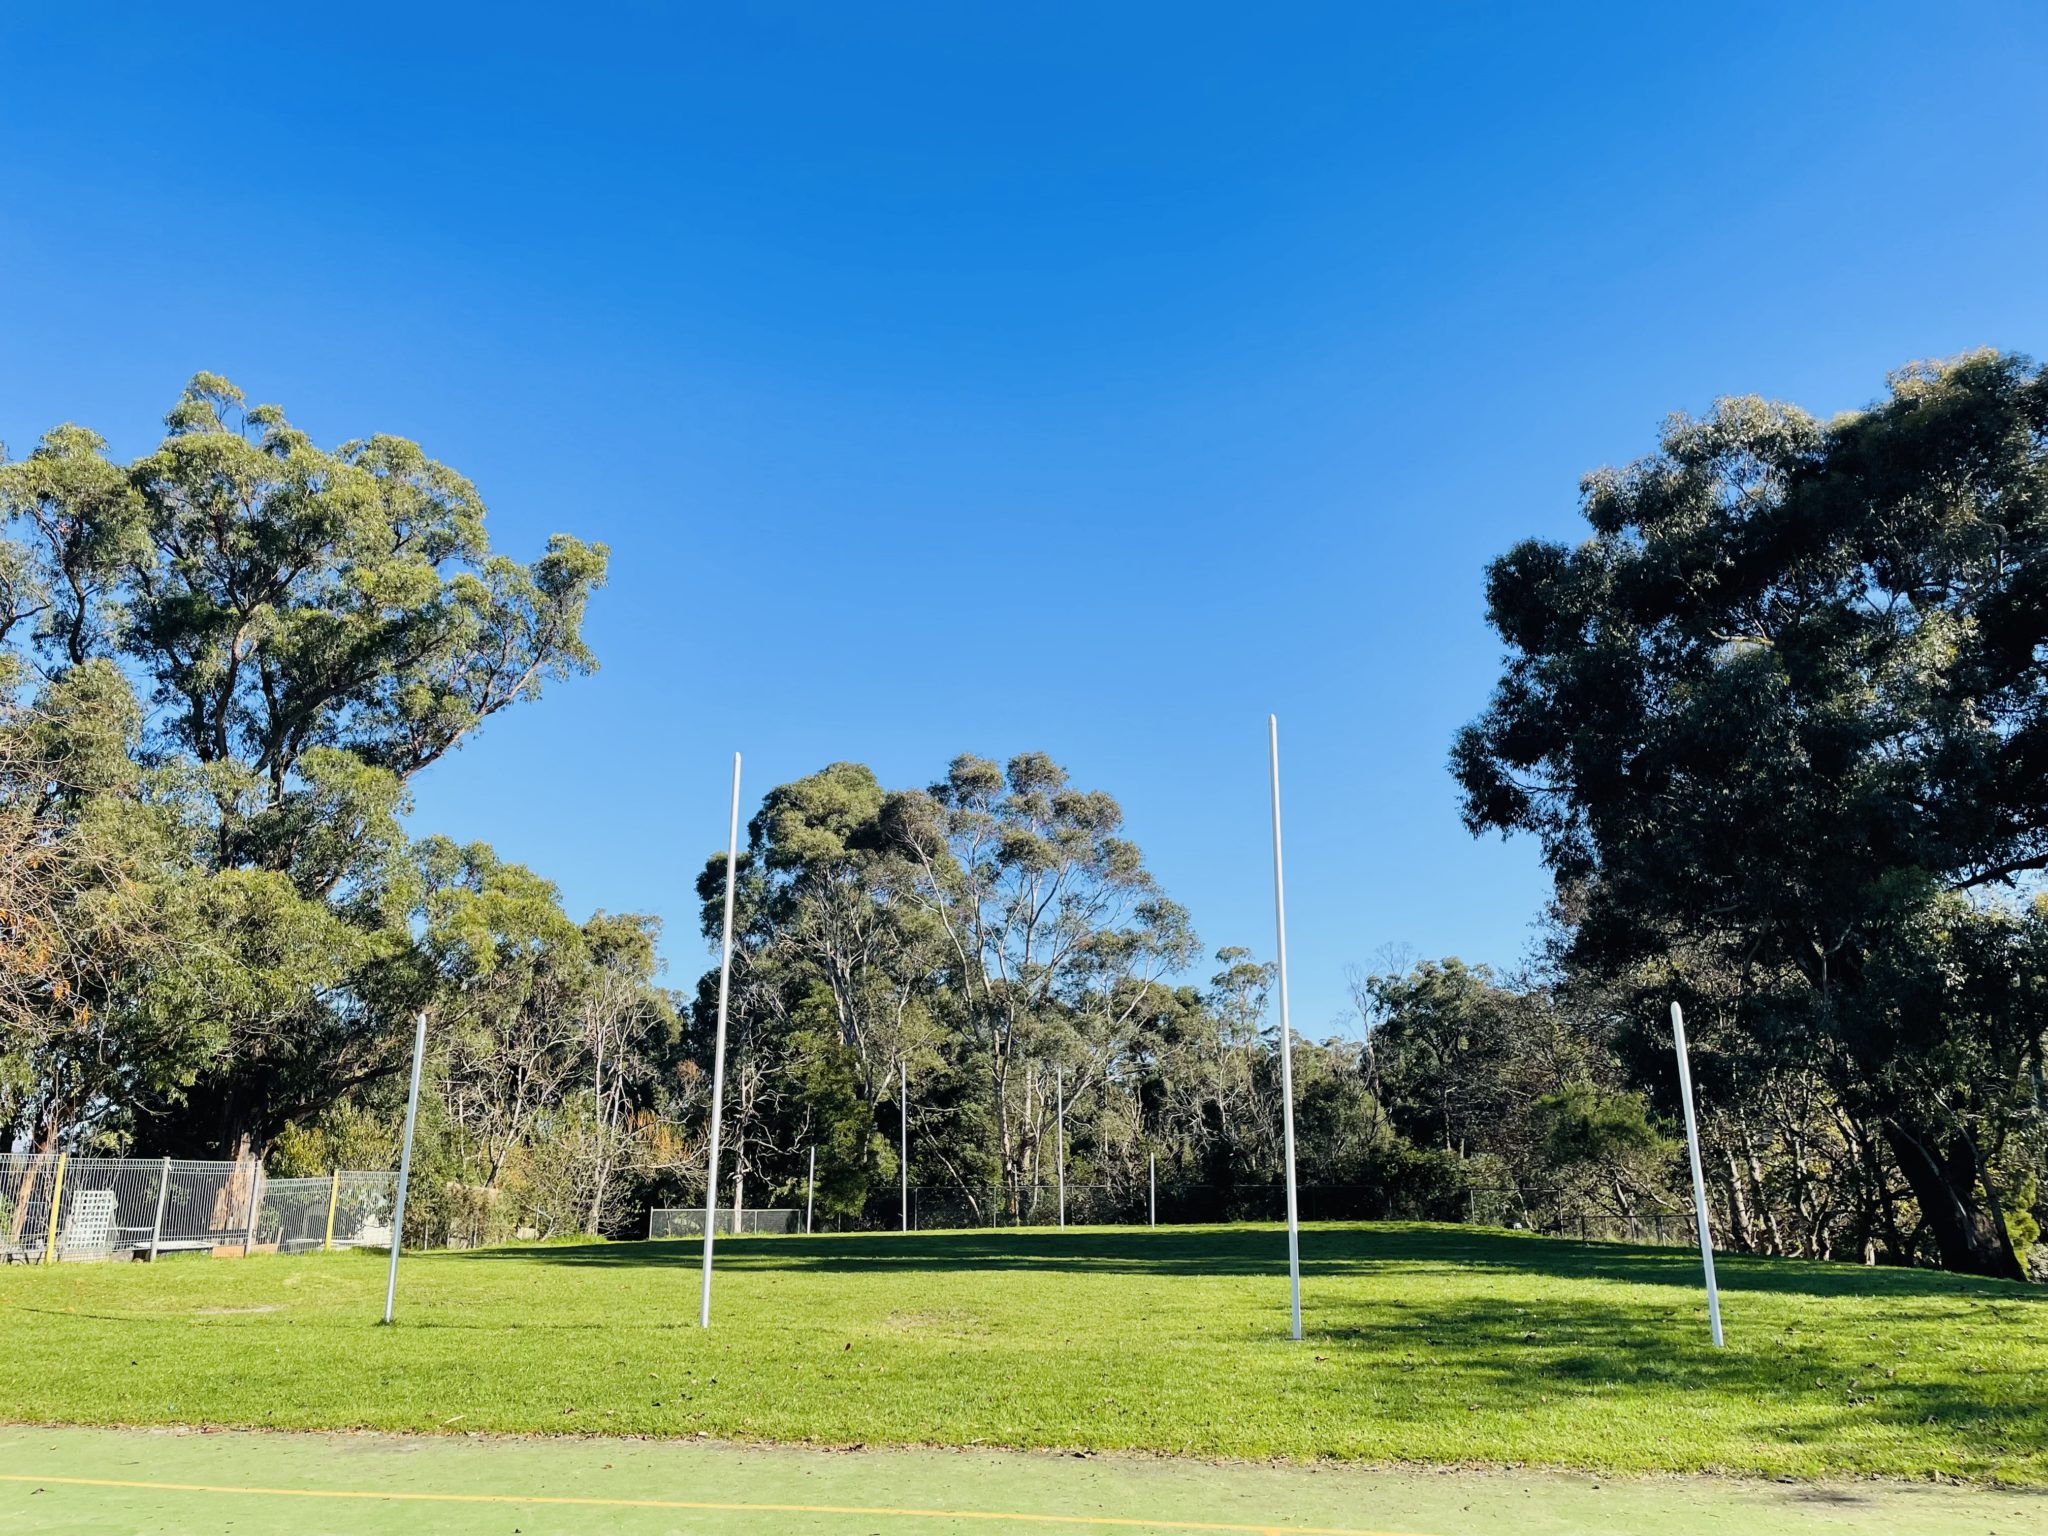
xmin=1 ymin=1222 xmax=2042 ymax=1485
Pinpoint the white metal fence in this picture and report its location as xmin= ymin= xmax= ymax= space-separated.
xmin=0 ymin=1153 xmax=396 ymax=1263
xmin=648 ymin=1206 xmax=797 ymax=1237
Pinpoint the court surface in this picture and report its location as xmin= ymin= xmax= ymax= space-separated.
xmin=0 ymin=1426 xmax=2036 ymax=1536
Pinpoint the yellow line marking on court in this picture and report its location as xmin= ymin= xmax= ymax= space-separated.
xmin=0 ymin=1471 xmax=1425 ymax=1536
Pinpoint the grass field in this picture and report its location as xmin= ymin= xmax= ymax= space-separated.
xmin=1 ymin=1222 xmax=2043 ymax=1490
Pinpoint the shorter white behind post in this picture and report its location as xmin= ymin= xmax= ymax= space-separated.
xmin=806 ymin=1145 xmax=816 ymax=1235
xmin=1149 ymin=1151 xmax=1156 ymax=1227
xmin=1056 ymin=1068 xmax=1067 ymax=1230
xmin=382 ymin=1009 xmax=428 ymax=1325
xmin=1670 ymin=1001 xmax=1725 ymax=1347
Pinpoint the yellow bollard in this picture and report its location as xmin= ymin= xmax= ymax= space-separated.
xmin=323 ymin=1169 xmax=341 ymax=1252
xmin=41 ymin=1153 xmax=68 ymax=1264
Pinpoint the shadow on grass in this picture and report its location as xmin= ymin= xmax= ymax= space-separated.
xmin=1305 ymin=1288 xmax=2048 ymax=1468
xmin=449 ymin=1222 xmax=2048 ymax=1305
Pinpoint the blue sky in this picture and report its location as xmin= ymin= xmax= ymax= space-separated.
xmin=4 ymin=4 xmax=2046 ymax=1034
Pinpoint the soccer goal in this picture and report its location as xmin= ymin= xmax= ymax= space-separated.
xmin=648 ymin=1207 xmax=796 ymax=1238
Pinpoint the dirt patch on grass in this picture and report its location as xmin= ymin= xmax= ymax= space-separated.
xmin=882 ymin=1309 xmax=985 ymax=1337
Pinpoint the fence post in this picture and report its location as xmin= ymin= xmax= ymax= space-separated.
xmin=41 ymin=1153 xmax=68 ymax=1264
xmin=242 ymin=1161 xmax=264 ymax=1256
xmin=1149 ymin=1152 xmax=1156 ymax=1227
xmin=323 ymin=1169 xmax=341 ymax=1252
xmin=148 ymin=1157 xmax=172 ymax=1261
xmin=805 ymin=1146 xmax=816 ymax=1235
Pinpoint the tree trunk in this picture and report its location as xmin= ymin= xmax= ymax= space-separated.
xmin=6 ymin=1154 xmax=49 ymax=1243
xmin=1879 ymin=1113 xmax=2024 ymax=1280
xmin=1721 ymin=1150 xmax=1756 ymax=1253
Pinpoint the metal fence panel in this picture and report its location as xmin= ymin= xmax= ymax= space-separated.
xmin=857 ymin=1183 xmax=1705 ymax=1241
xmin=59 ymin=1159 xmax=169 ymax=1258
xmin=648 ymin=1207 xmax=797 ymax=1237
xmin=1 ymin=1153 xmax=60 ymax=1261
xmin=329 ymin=1171 xmax=398 ymax=1248
xmin=1 ymin=1153 xmax=395 ymax=1262
xmin=258 ymin=1177 xmax=332 ymax=1252
xmin=158 ymin=1159 xmax=260 ymax=1253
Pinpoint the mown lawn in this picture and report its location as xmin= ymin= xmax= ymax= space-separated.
xmin=1 ymin=1223 xmax=2041 ymax=1484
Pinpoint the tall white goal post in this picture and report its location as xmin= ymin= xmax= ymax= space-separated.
xmin=1268 ymin=714 xmax=1304 ymax=1342
xmin=672 ymin=716 xmax=1296 ymax=1340
xmin=699 ymin=752 xmax=743 ymax=1329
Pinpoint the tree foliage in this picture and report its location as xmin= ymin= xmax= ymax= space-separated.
xmin=686 ymin=752 xmax=1412 ymax=1224
xmin=1455 ymin=351 xmax=2048 ymax=1278
xmin=0 ymin=377 xmax=668 ymax=1236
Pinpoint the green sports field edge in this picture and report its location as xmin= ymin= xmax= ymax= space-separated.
xmin=4 ymin=1426 xmax=2044 ymax=1536
xmin=2 ymin=1222 xmax=2041 ymax=1486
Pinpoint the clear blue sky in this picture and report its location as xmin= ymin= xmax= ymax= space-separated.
xmin=4 ymin=5 xmax=2045 ymax=1035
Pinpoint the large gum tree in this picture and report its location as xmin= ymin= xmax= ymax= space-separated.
xmin=1455 ymin=351 xmax=2048 ymax=1280
xmin=0 ymin=374 xmax=608 ymax=1156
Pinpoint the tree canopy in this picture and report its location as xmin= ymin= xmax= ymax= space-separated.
xmin=0 ymin=376 xmax=646 ymax=1223
xmin=6 ymin=361 xmax=2043 ymax=1273
xmin=1455 ymin=350 xmax=2048 ymax=1278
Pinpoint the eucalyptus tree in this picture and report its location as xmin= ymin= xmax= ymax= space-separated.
xmin=1362 ymin=959 xmax=1528 ymax=1160
xmin=414 ymin=838 xmax=677 ymax=1240
xmin=0 ymin=661 xmax=200 ymax=1155
xmin=742 ymin=762 xmax=947 ymax=1102
xmin=1165 ymin=947 xmax=1276 ymax=1179
xmin=576 ymin=911 xmax=678 ymax=1233
xmin=882 ymin=752 xmax=1199 ymax=1205
xmin=691 ymin=761 xmax=949 ymax=1214
xmin=418 ymin=838 xmax=594 ymax=1211
xmin=1455 ymin=351 xmax=2048 ymax=1278
xmin=0 ymin=374 xmax=609 ymax=1156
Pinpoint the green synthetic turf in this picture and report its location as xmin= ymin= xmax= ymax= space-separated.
xmin=3 ymin=1425 xmax=2041 ymax=1536
xmin=1 ymin=1223 xmax=2042 ymax=1484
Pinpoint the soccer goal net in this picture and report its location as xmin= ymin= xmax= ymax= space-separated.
xmin=648 ymin=1207 xmax=796 ymax=1238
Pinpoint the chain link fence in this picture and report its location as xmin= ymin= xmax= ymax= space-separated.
xmin=1464 ymin=1176 xmax=1697 ymax=1246
xmin=648 ymin=1206 xmax=797 ymax=1237
xmin=0 ymin=1154 xmax=396 ymax=1263
xmin=851 ymin=1183 xmax=1420 ymax=1231
xmin=824 ymin=1182 xmax=1703 ymax=1244
xmin=1 ymin=1154 xmax=1698 ymax=1260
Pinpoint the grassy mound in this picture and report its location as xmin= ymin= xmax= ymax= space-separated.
xmin=1 ymin=1222 xmax=2040 ymax=1483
